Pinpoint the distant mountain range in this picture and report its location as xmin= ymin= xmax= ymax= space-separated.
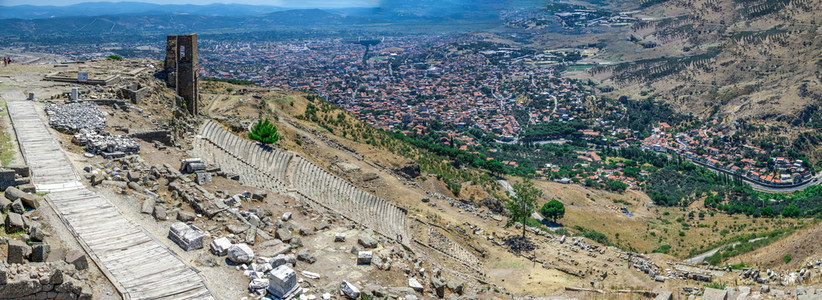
xmin=0 ymin=2 xmax=290 ymax=20
xmin=0 ymin=1 xmax=548 ymax=39
xmin=0 ymin=0 xmax=548 ymax=20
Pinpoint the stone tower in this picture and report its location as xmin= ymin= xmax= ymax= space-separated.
xmin=164 ymin=34 xmax=199 ymax=115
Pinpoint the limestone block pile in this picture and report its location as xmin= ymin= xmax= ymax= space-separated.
xmin=739 ymin=267 xmax=811 ymax=285
xmin=84 ymin=156 xmax=222 ymax=218
xmin=73 ymin=129 xmax=140 ymax=155
xmin=0 ymin=165 xmax=31 ymax=191
xmin=3 ymin=186 xmax=43 ymax=236
xmin=622 ymin=252 xmax=667 ymax=282
xmin=45 ymin=102 xmax=106 ymax=133
xmin=0 ymin=261 xmax=93 ymax=299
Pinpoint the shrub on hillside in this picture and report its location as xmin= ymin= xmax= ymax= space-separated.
xmin=249 ymin=118 xmax=280 ymax=144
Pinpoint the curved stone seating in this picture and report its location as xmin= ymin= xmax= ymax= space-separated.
xmin=197 ymin=121 xmax=409 ymax=242
xmin=427 ymin=226 xmax=483 ymax=273
xmin=193 ymin=135 xmax=288 ymax=193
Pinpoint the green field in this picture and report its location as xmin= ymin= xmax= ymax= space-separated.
xmin=566 ymin=65 xmax=594 ymax=71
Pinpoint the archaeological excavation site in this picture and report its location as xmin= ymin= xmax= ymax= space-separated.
xmin=2 ymin=33 xmax=822 ymax=300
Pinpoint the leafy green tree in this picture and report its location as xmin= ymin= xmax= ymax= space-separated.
xmin=540 ymin=199 xmax=565 ymax=223
xmin=782 ymin=204 xmax=801 ymax=218
xmin=606 ymin=180 xmax=627 ymax=192
xmin=761 ymin=207 xmax=775 ymax=217
xmin=248 ymin=118 xmax=280 ymax=144
xmin=506 ymin=179 xmax=543 ymax=238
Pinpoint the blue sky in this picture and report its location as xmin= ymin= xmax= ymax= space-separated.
xmin=0 ymin=0 xmax=380 ymax=7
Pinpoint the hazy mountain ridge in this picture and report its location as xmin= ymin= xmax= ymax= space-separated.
xmin=0 ymin=0 xmax=535 ymax=21
xmin=0 ymin=2 xmax=289 ymax=20
xmin=0 ymin=1 xmax=539 ymax=38
xmin=0 ymin=9 xmax=385 ymax=37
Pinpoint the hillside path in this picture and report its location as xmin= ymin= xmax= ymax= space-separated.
xmin=7 ymin=100 xmax=215 ymax=300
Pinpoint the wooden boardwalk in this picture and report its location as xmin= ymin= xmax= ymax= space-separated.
xmin=7 ymin=101 xmax=214 ymax=300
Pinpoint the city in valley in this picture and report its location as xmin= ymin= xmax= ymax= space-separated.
xmin=1 ymin=0 xmax=822 ymax=299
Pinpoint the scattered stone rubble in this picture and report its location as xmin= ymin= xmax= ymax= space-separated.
xmin=425 ymin=191 xmax=499 ymax=220
xmin=73 ymin=129 xmax=140 ymax=155
xmin=673 ymin=284 xmax=822 ymax=300
xmin=622 ymin=252 xmax=667 ymax=282
xmin=83 ymin=156 xmax=223 ymax=218
xmin=740 ymin=266 xmax=812 ymax=285
xmin=45 ymin=102 xmax=106 ymax=133
xmin=81 ymin=149 xmax=494 ymax=299
xmin=1 ymin=181 xmax=95 ymax=299
xmin=0 ymin=165 xmax=31 ymax=191
xmin=0 ymin=261 xmax=93 ymax=299
xmin=3 ymin=186 xmax=44 ymax=236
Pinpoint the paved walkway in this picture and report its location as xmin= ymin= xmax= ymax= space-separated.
xmin=8 ymin=101 xmax=214 ymax=300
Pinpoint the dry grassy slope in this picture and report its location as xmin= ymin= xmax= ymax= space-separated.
xmin=728 ymin=220 xmax=822 ymax=270
xmin=198 ymin=80 xmax=709 ymax=295
xmin=198 ymin=80 xmax=810 ymax=264
xmin=579 ymin=0 xmax=822 ymax=128
xmin=199 ymin=81 xmax=499 ymax=227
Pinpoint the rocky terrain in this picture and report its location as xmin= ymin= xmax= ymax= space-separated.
xmin=1 ymin=55 xmax=822 ymax=300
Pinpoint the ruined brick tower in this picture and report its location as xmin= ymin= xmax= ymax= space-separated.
xmin=164 ymin=34 xmax=199 ymax=115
